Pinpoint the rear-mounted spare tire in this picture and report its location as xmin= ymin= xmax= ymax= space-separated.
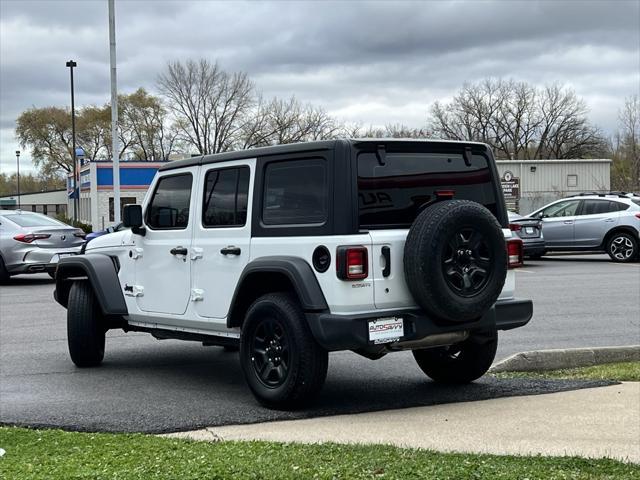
xmin=404 ymin=200 xmax=507 ymax=323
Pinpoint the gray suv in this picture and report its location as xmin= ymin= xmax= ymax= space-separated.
xmin=528 ymin=193 xmax=640 ymax=262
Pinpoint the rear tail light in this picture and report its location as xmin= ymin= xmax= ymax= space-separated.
xmin=74 ymin=229 xmax=86 ymax=238
xmin=508 ymin=223 xmax=522 ymax=232
xmin=507 ymin=238 xmax=523 ymax=268
xmin=13 ymin=233 xmax=51 ymax=243
xmin=635 ymin=213 xmax=640 ymax=219
xmin=435 ymin=190 xmax=455 ymax=199
xmin=336 ymin=246 xmax=368 ymax=280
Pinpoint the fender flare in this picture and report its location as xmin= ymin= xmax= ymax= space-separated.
xmin=54 ymin=254 xmax=128 ymax=316
xmin=227 ymin=256 xmax=328 ymax=327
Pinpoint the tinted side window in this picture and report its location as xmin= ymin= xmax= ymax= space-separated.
xmin=581 ymin=200 xmax=615 ymax=215
xmin=146 ymin=174 xmax=192 ymax=229
xmin=202 ymin=167 xmax=250 ymax=227
xmin=543 ymin=200 xmax=580 ymax=218
xmin=612 ymin=201 xmax=629 ymax=211
xmin=263 ymin=159 xmax=327 ymax=225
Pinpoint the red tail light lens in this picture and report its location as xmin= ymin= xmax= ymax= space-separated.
xmin=435 ymin=190 xmax=455 ymax=199
xmin=74 ymin=229 xmax=86 ymax=238
xmin=507 ymin=238 xmax=523 ymax=268
xmin=336 ymin=246 xmax=368 ymax=280
xmin=13 ymin=233 xmax=51 ymax=243
xmin=508 ymin=223 xmax=522 ymax=232
xmin=635 ymin=213 xmax=640 ymax=219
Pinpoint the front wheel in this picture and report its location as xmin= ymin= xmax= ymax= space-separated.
xmin=413 ymin=329 xmax=498 ymax=384
xmin=607 ymin=233 xmax=638 ymax=263
xmin=240 ymin=293 xmax=328 ymax=409
xmin=67 ymin=281 xmax=105 ymax=367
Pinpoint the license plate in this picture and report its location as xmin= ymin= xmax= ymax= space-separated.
xmin=51 ymin=253 xmax=75 ymax=264
xmin=525 ymin=227 xmax=535 ymax=234
xmin=368 ymin=317 xmax=404 ymax=344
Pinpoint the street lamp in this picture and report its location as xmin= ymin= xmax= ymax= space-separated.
xmin=15 ymin=150 xmax=20 ymax=210
xmin=66 ymin=59 xmax=78 ymax=222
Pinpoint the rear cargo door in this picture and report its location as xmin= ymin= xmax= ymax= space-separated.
xmin=356 ymin=144 xmax=501 ymax=310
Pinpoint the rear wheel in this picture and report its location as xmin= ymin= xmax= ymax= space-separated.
xmin=606 ymin=233 xmax=638 ymax=263
xmin=67 ymin=281 xmax=105 ymax=367
xmin=240 ymin=293 xmax=328 ymax=409
xmin=413 ymin=329 xmax=498 ymax=384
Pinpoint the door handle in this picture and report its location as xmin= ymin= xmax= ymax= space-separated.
xmin=220 ymin=246 xmax=241 ymax=256
xmin=604 ymin=218 xmax=615 ymax=222
xmin=170 ymin=246 xmax=188 ymax=255
xmin=381 ymin=246 xmax=391 ymax=277
xmin=563 ymin=220 xmax=574 ymax=225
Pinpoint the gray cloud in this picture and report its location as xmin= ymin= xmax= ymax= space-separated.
xmin=1 ymin=0 xmax=638 ymax=173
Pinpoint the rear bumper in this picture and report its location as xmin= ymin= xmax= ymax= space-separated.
xmin=306 ymin=298 xmax=533 ymax=352
xmin=522 ymin=239 xmax=546 ymax=256
xmin=7 ymin=248 xmax=81 ymax=274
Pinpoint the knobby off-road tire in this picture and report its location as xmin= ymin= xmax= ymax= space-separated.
xmin=606 ymin=232 xmax=639 ymax=263
xmin=404 ymin=200 xmax=507 ymax=324
xmin=240 ymin=293 xmax=328 ymax=409
xmin=67 ymin=281 xmax=105 ymax=367
xmin=413 ymin=329 xmax=498 ymax=384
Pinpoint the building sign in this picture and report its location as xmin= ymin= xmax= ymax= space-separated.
xmin=501 ymin=171 xmax=520 ymax=199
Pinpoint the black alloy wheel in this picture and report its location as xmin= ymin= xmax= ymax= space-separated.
xmin=250 ymin=316 xmax=291 ymax=388
xmin=442 ymin=227 xmax=493 ymax=297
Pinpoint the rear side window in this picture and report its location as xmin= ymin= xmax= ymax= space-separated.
xmin=202 ymin=167 xmax=250 ymax=227
xmin=146 ymin=174 xmax=192 ymax=229
xmin=262 ymin=159 xmax=328 ymax=225
xmin=581 ymin=199 xmax=624 ymax=215
xmin=543 ymin=200 xmax=580 ymax=218
xmin=357 ymin=151 xmax=497 ymax=228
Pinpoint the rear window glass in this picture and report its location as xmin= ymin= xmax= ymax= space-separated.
xmin=263 ymin=159 xmax=327 ymax=225
xmin=357 ymin=151 xmax=497 ymax=228
xmin=631 ymin=199 xmax=640 ymax=207
xmin=3 ymin=213 xmax=64 ymax=227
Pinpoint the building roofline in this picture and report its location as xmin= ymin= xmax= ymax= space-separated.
xmin=496 ymin=159 xmax=612 ymax=164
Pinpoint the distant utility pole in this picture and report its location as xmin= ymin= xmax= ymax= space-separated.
xmin=66 ymin=59 xmax=78 ymax=222
xmin=109 ymin=0 xmax=121 ymax=223
xmin=15 ymin=150 xmax=21 ymax=209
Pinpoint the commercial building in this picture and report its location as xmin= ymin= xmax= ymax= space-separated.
xmin=0 ymin=189 xmax=68 ymax=217
xmin=495 ymin=159 xmax=612 ymax=214
xmin=70 ymin=160 xmax=168 ymax=229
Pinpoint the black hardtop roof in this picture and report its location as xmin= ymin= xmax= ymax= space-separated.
xmin=158 ymin=138 xmax=488 ymax=172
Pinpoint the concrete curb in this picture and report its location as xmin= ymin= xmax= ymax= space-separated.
xmin=490 ymin=345 xmax=640 ymax=373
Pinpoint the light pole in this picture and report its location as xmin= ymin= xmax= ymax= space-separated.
xmin=15 ymin=150 xmax=20 ymax=210
xmin=66 ymin=59 xmax=78 ymax=222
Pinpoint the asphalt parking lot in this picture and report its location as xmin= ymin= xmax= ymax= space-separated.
xmin=1 ymin=254 xmax=638 ymax=433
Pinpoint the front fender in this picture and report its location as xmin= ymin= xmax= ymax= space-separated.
xmin=54 ymin=254 xmax=128 ymax=316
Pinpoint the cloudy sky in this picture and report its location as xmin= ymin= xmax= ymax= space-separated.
xmin=1 ymin=0 xmax=638 ymax=173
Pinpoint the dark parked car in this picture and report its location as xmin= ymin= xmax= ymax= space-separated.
xmin=85 ymin=223 xmax=126 ymax=243
xmin=508 ymin=211 xmax=545 ymax=259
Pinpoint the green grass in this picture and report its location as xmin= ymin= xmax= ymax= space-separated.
xmin=0 ymin=427 xmax=638 ymax=479
xmin=494 ymin=361 xmax=640 ymax=382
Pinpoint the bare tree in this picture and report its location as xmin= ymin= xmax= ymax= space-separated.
xmin=157 ymin=59 xmax=254 ymax=154
xmin=429 ymin=79 xmax=606 ymax=159
xmin=240 ymin=96 xmax=342 ymax=148
xmin=611 ymin=95 xmax=640 ymax=190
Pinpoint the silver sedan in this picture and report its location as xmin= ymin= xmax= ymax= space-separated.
xmin=0 ymin=210 xmax=85 ymax=281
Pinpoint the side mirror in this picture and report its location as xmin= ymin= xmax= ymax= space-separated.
xmin=123 ymin=204 xmax=145 ymax=235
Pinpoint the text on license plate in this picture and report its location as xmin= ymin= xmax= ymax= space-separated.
xmin=51 ymin=253 xmax=75 ymax=264
xmin=525 ymin=227 xmax=535 ymax=234
xmin=368 ymin=317 xmax=404 ymax=344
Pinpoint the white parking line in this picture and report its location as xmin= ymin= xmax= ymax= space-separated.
xmin=517 ymin=269 xmax=536 ymax=273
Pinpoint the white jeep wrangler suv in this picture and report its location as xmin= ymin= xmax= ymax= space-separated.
xmin=54 ymin=139 xmax=532 ymax=409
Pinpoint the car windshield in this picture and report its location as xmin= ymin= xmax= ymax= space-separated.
xmin=3 ymin=213 xmax=65 ymax=228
